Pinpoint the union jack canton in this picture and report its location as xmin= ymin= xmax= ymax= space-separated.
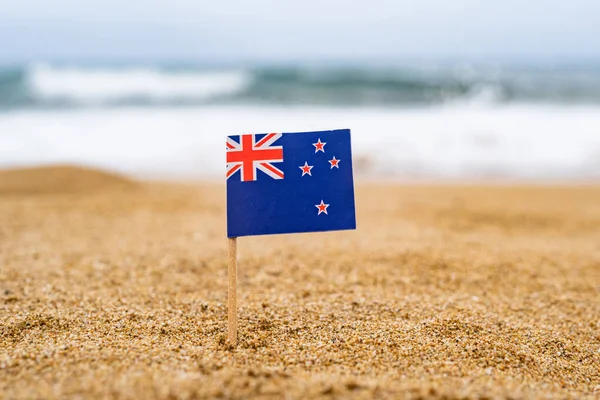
xmin=226 ymin=133 xmax=284 ymax=181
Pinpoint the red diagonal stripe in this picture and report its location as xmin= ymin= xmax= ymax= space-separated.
xmin=255 ymin=133 xmax=276 ymax=147
xmin=226 ymin=163 xmax=241 ymax=178
xmin=259 ymin=162 xmax=284 ymax=178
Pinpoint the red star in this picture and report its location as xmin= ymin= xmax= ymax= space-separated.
xmin=313 ymin=138 xmax=326 ymax=153
xmin=315 ymin=200 xmax=329 ymax=215
xmin=328 ymin=156 xmax=340 ymax=169
xmin=299 ymin=161 xmax=313 ymax=176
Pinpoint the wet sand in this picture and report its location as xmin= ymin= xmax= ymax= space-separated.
xmin=1 ymin=167 xmax=599 ymax=399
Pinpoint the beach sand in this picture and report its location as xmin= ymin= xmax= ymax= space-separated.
xmin=1 ymin=166 xmax=599 ymax=399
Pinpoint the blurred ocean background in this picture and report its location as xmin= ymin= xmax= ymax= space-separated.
xmin=2 ymin=0 xmax=600 ymax=180
xmin=6 ymin=62 xmax=600 ymax=108
xmin=2 ymin=60 xmax=600 ymax=180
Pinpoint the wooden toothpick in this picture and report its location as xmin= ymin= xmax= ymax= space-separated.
xmin=228 ymin=237 xmax=238 ymax=346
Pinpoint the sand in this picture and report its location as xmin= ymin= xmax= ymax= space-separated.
xmin=0 ymin=165 xmax=138 ymax=195
xmin=1 ymin=166 xmax=599 ymax=399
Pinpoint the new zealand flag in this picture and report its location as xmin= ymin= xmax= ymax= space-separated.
xmin=226 ymin=129 xmax=356 ymax=237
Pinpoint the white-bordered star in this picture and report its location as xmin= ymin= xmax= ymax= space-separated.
xmin=313 ymin=138 xmax=326 ymax=153
xmin=299 ymin=162 xmax=314 ymax=176
xmin=329 ymin=156 xmax=340 ymax=169
xmin=315 ymin=200 xmax=329 ymax=215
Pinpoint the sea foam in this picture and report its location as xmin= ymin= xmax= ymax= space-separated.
xmin=2 ymin=104 xmax=600 ymax=180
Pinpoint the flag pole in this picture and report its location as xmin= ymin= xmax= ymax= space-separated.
xmin=228 ymin=237 xmax=238 ymax=346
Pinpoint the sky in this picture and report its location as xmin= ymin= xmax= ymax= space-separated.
xmin=1 ymin=0 xmax=600 ymax=62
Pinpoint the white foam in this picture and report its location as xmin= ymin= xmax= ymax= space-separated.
xmin=2 ymin=104 xmax=600 ymax=180
xmin=26 ymin=64 xmax=251 ymax=103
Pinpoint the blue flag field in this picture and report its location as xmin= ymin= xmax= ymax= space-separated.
xmin=226 ymin=129 xmax=356 ymax=237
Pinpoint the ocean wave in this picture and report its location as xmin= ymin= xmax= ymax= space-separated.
xmin=25 ymin=64 xmax=252 ymax=104
xmin=1 ymin=63 xmax=600 ymax=109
